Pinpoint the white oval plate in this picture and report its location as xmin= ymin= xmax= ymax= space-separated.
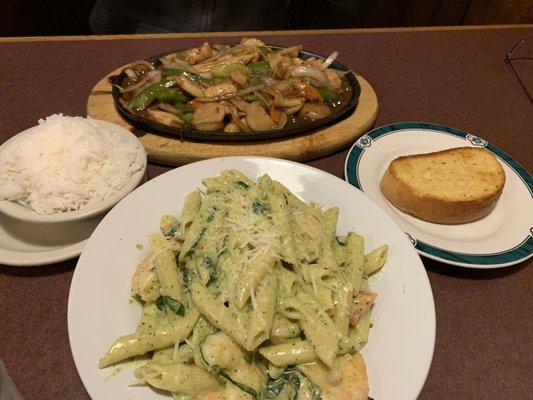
xmin=345 ymin=123 xmax=533 ymax=269
xmin=0 ymin=213 xmax=104 ymax=266
xmin=0 ymin=119 xmax=147 ymax=224
xmin=68 ymin=156 xmax=435 ymax=400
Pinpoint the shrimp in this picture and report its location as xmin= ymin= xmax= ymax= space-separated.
xmin=349 ymin=292 xmax=377 ymax=326
xmin=298 ymin=354 xmax=369 ymax=400
xmin=131 ymin=252 xmax=160 ymax=302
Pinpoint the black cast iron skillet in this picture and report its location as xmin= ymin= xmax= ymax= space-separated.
xmin=111 ymin=45 xmax=361 ymax=142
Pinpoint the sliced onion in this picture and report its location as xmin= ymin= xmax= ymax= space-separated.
xmin=236 ymin=84 xmax=266 ymax=96
xmin=320 ymin=51 xmax=339 ymax=70
xmin=267 ymin=52 xmax=282 ymax=71
xmin=272 ymin=80 xmax=291 ymax=92
xmin=117 ymin=75 xmax=149 ymax=93
xmin=328 ymin=68 xmax=350 ymax=77
xmin=195 ymin=95 xmax=234 ymax=102
xmin=229 ymin=98 xmax=250 ymax=112
xmin=230 ymin=108 xmax=251 ymax=132
xmin=289 ymin=66 xmax=329 ymax=87
xmin=254 ymin=91 xmax=270 ymax=107
xmin=285 ymin=104 xmax=304 ymax=115
xmin=157 ymin=103 xmax=181 ymax=114
xmin=274 ymin=112 xmax=288 ymax=129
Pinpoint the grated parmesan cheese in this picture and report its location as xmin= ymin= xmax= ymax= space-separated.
xmin=0 ymin=114 xmax=145 ymax=214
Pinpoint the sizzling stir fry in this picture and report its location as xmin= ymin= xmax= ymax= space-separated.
xmin=117 ymin=38 xmax=353 ymax=133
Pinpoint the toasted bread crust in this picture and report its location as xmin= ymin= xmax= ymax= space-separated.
xmin=380 ymin=147 xmax=505 ymax=224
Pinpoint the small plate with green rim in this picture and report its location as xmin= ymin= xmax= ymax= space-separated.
xmin=344 ymin=122 xmax=533 ymax=269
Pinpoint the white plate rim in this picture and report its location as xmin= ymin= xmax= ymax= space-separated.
xmin=344 ymin=122 xmax=533 ymax=269
xmin=0 ymin=119 xmax=147 ymax=224
xmin=68 ymin=156 xmax=436 ymax=400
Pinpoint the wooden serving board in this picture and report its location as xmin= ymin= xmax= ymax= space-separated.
xmin=87 ymin=67 xmax=378 ymax=166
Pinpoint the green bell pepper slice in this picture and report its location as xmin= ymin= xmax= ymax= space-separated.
xmin=130 ymin=79 xmax=176 ymax=110
xmin=247 ymin=61 xmax=271 ymax=76
xmin=173 ymin=102 xmax=195 ymax=113
xmin=211 ymin=62 xmax=249 ymax=78
xmin=156 ymin=88 xmax=188 ymax=103
xmin=317 ymin=87 xmax=337 ymax=103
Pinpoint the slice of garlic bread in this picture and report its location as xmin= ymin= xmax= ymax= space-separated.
xmin=380 ymin=147 xmax=505 ymax=224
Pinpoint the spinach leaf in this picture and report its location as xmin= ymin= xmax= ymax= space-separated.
xmin=205 ymin=256 xmax=219 ymax=280
xmin=182 ymin=267 xmax=197 ymax=286
xmin=212 ymin=365 xmax=258 ymax=398
xmin=155 ymin=295 xmax=185 ymax=316
xmin=236 ymin=181 xmax=250 ymax=189
xmin=261 ymin=376 xmax=286 ymax=399
xmin=252 ymin=201 xmax=267 ymax=215
xmin=188 ymin=227 xmax=206 ymax=256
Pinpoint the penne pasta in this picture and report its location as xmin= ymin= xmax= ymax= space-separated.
xmin=100 ymin=169 xmax=388 ymax=400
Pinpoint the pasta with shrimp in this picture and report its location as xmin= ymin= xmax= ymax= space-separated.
xmin=99 ymin=169 xmax=388 ymax=400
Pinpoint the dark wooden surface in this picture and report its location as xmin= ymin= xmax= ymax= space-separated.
xmin=0 ymin=27 xmax=531 ymax=399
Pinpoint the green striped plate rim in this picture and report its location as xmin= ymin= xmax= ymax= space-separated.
xmin=345 ymin=122 xmax=533 ymax=268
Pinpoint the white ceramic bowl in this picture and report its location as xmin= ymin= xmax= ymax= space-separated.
xmin=0 ymin=119 xmax=147 ymax=224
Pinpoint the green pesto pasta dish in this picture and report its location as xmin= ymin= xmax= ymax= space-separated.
xmin=99 ymin=170 xmax=388 ymax=400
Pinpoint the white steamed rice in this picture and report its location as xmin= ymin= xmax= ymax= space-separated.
xmin=0 ymin=114 xmax=145 ymax=214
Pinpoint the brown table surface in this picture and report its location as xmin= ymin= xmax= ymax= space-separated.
xmin=0 ymin=26 xmax=532 ymax=399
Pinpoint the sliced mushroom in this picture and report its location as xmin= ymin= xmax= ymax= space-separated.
xmin=175 ymin=76 xmax=204 ymax=98
xmin=185 ymin=42 xmax=213 ymax=65
xmin=278 ymin=45 xmax=302 ymax=57
xmin=204 ymin=82 xmax=237 ymax=98
xmin=159 ymin=53 xmax=178 ymax=65
xmin=196 ymin=122 xmax=224 ymax=131
xmin=229 ymin=98 xmax=250 ymax=112
xmin=230 ymin=70 xmax=248 ymax=86
xmin=240 ymin=37 xmax=265 ymax=47
xmin=147 ymin=109 xmax=184 ymax=127
xmin=224 ymin=122 xmax=241 ymax=133
xmin=245 ymin=102 xmax=275 ymax=131
xmin=299 ymin=102 xmax=332 ymax=121
xmin=192 ymin=102 xmax=226 ymax=131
